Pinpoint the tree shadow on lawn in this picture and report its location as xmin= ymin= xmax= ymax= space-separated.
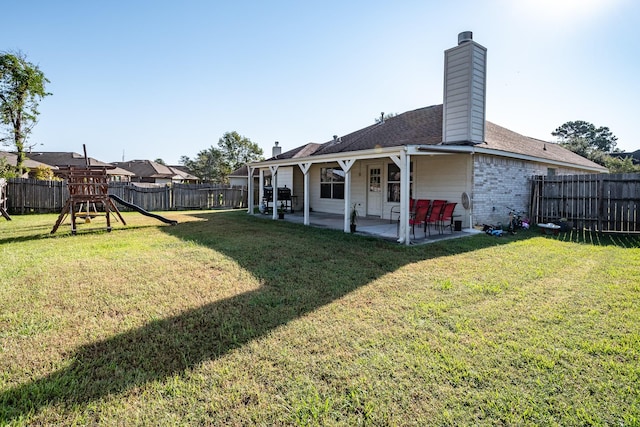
xmin=0 ymin=211 xmax=535 ymax=422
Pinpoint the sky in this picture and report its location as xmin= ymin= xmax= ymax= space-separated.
xmin=1 ymin=0 xmax=638 ymax=165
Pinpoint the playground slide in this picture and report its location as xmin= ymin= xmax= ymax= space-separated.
xmin=109 ymin=194 xmax=178 ymax=226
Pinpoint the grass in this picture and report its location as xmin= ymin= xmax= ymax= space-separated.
xmin=1 ymin=210 xmax=639 ymax=426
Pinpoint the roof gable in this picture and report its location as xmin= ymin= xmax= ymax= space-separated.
xmin=113 ymin=160 xmax=177 ymax=178
xmin=168 ymin=165 xmax=199 ymax=181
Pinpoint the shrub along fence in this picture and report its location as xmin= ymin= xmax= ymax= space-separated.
xmin=530 ymin=173 xmax=640 ymax=233
xmin=5 ymin=178 xmax=247 ymax=214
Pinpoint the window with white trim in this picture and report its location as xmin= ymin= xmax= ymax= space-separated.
xmin=387 ymin=162 xmax=413 ymax=202
xmin=320 ymin=167 xmax=344 ymax=199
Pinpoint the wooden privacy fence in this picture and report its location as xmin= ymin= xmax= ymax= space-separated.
xmin=6 ymin=178 xmax=67 ymax=214
xmin=1 ymin=178 xmax=10 ymax=219
xmin=109 ymin=183 xmax=172 ymax=212
xmin=5 ymin=178 xmax=247 ymax=214
xmin=172 ymin=183 xmax=246 ymax=210
xmin=530 ymin=173 xmax=640 ymax=233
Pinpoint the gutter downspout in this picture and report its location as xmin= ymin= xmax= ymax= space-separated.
xmin=469 ymin=151 xmax=474 ymax=230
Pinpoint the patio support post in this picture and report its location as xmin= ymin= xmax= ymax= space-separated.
xmin=298 ymin=163 xmax=311 ymax=226
xmin=390 ymin=152 xmax=409 ymax=244
xmin=393 ymin=149 xmax=410 ymax=245
xmin=259 ymin=168 xmax=265 ymax=204
xmin=338 ymin=159 xmax=355 ymax=233
xmin=269 ymin=165 xmax=279 ymax=220
xmin=247 ymin=165 xmax=254 ymax=215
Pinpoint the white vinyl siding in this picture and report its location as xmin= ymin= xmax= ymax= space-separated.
xmin=276 ymin=166 xmax=294 ymax=190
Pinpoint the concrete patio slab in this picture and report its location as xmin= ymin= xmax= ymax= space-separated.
xmin=256 ymin=211 xmax=480 ymax=244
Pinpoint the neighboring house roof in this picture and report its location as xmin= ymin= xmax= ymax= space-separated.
xmin=21 ymin=151 xmax=135 ymax=177
xmin=27 ymin=151 xmax=112 ymax=168
xmin=168 ymin=165 xmax=199 ymax=181
xmin=0 ymin=151 xmax=57 ymax=170
xmin=610 ymin=149 xmax=640 ymax=164
xmin=263 ymin=104 xmax=606 ymax=171
xmin=229 ymin=164 xmax=260 ymax=178
xmin=112 ymin=160 xmax=181 ymax=180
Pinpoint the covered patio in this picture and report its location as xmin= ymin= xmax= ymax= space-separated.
xmin=263 ymin=211 xmax=480 ymax=245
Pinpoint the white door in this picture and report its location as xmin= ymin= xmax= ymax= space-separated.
xmin=367 ymin=165 xmax=382 ymax=217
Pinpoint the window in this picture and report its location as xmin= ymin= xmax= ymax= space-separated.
xmin=387 ymin=163 xmax=413 ymax=202
xmin=320 ymin=167 xmax=344 ymax=199
xmin=369 ymin=168 xmax=381 ymax=192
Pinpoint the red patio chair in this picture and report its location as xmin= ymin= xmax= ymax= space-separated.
xmin=409 ymin=205 xmax=429 ymax=238
xmin=414 ymin=199 xmax=430 ymax=211
xmin=438 ymin=202 xmax=457 ymax=233
xmin=390 ymin=197 xmax=415 ymax=223
xmin=425 ymin=202 xmax=444 ymax=236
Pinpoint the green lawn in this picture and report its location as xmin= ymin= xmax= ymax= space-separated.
xmin=1 ymin=211 xmax=639 ymax=426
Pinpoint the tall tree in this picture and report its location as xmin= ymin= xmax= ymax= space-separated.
xmin=552 ymin=120 xmax=618 ymax=153
xmin=182 ymin=131 xmax=263 ymax=183
xmin=180 ymin=147 xmax=224 ymax=183
xmin=216 ymin=131 xmax=263 ymax=182
xmin=0 ymin=52 xmax=51 ymax=175
xmin=552 ymin=120 xmax=620 ymax=168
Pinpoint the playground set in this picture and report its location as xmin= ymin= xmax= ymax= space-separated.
xmin=0 ymin=178 xmax=10 ymax=221
xmin=50 ymin=164 xmax=177 ymax=234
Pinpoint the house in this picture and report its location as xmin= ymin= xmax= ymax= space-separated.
xmin=229 ymin=164 xmax=260 ymax=188
xmin=247 ymin=32 xmax=607 ymax=245
xmin=168 ymin=165 xmax=200 ymax=184
xmin=23 ymin=151 xmax=135 ymax=181
xmin=112 ymin=160 xmax=184 ymax=184
xmin=0 ymin=151 xmax=58 ymax=178
xmin=609 ymin=149 xmax=640 ymax=165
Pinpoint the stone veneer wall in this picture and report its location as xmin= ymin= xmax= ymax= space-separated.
xmin=471 ymin=154 xmax=588 ymax=226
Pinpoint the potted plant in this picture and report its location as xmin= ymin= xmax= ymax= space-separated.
xmin=350 ymin=203 xmax=358 ymax=233
xmin=278 ymin=202 xmax=285 ymax=219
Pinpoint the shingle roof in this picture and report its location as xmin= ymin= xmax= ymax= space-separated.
xmin=268 ymin=104 xmax=605 ymax=170
xmin=112 ymin=160 xmax=178 ymax=179
xmin=8 ymin=151 xmax=134 ymax=176
xmin=0 ymin=151 xmax=56 ymax=169
xmin=26 ymin=151 xmax=113 ymax=168
xmin=229 ymin=164 xmax=259 ymax=178
xmin=271 ymin=143 xmax=323 ymax=161
xmin=168 ymin=165 xmax=199 ymax=181
xmin=483 ymin=122 xmax=604 ymax=169
xmin=610 ymin=149 xmax=640 ymax=164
